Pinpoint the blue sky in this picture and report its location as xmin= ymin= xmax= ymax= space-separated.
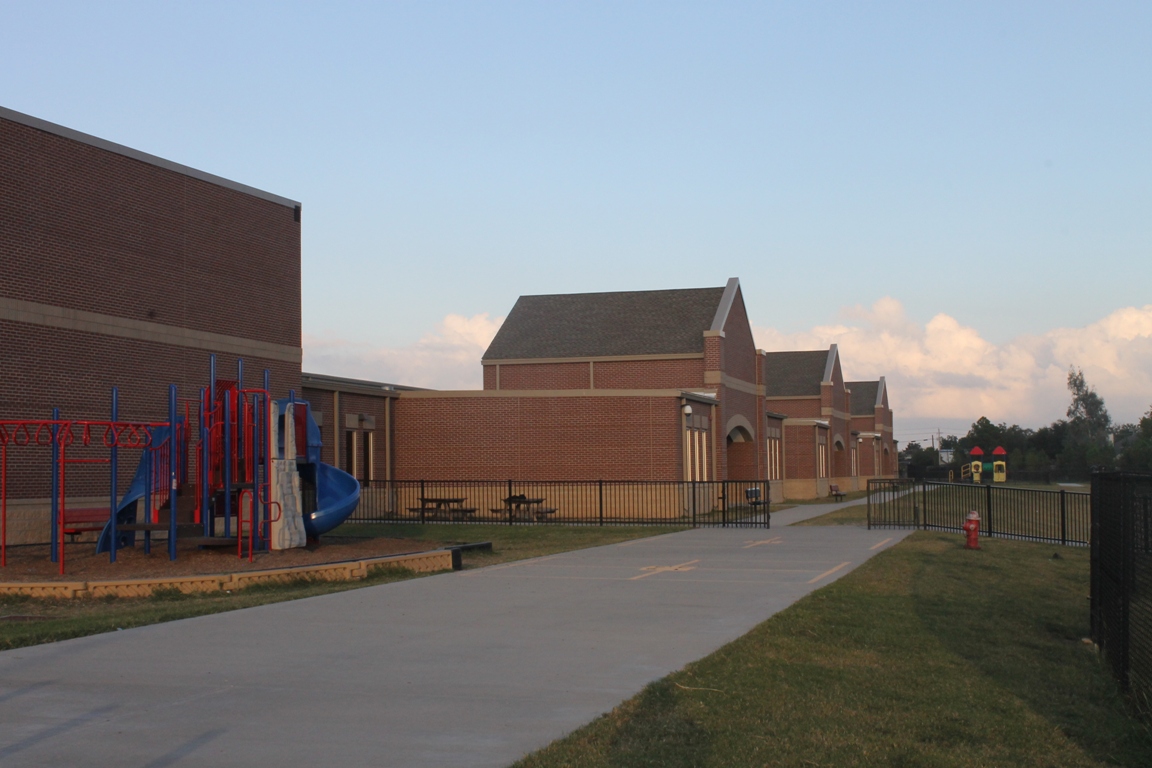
xmin=4 ymin=2 xmax=1150 ymax=440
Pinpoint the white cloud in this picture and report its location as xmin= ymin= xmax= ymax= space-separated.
xmin=303 ymin=313 xmax=503 ymax=390
xmin=754 ymin=299 xmax=1152 ymax=432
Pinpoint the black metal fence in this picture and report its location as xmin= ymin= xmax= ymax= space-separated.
xmin=1090 ymin=472 xmax=1152 ymax=719
xmin=868 ymin=478 xmax=1090 ymax=546
xmin=347 ymin=479 xmax=771 ymax=528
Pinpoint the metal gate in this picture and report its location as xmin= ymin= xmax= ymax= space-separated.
xmin=1091 ymin=472 xmax=1152 ymax=719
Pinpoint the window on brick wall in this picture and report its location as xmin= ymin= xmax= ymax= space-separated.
xmin=818 ymin=440 xmax=828 ymax=479
xmin=345 ymin=431 xmax=358 ymax=479
xmin=341 ymin=430 xmax=375 ymax=482
xmin=765 ymin=426 xmax=782 ymax=480
xmin=685 ymin=413 xmax=710 ymax=481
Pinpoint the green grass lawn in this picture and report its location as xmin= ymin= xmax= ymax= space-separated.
xmin=0 ymin=524 xmax=671 ymax=651
xmin=514 ymin=532 xmax=1152 ymax=768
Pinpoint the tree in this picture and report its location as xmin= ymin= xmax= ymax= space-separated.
xmin=1060 ymin=367 xmax=1115 ymax=473
xmin=901 ymin=441 xmax=939 ymax=475
xmin=1066 ymin=367 xmax=1111 ymax=442
xmin=1118 ymin=405 xmax=1152 ymax=473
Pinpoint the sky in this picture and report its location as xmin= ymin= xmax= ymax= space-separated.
xmin=3 ymin=1 xmax=1150 ymax=443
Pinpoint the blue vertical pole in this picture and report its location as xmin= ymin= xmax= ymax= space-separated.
xmin=50 ymin=407 xmax=60 ymax=563
xmin=223 ymin=393 xmax=232 ymax=539
xmin=110 ymin=388 xmax=119 ymax=563
xmin=209 ymin=354 xmax=216 ymax=407
xmin=201 ymin=388 xmax=210 ymax=538
xmin=237 ymin=359 xmax=244 ymax=389
xmin=168 ymin=384 xmax=178 ymax=560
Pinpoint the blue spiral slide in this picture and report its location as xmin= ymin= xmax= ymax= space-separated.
xmin=281 ymin=398 xmax=361 ymax=538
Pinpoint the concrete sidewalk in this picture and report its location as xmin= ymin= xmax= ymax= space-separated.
xmin=770 ymin=494 xmax=870 ymax=525
xmin=0 ymin=524 xmax=908 ymax=768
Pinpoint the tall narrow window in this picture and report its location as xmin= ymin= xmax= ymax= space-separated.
xmin=345 ymin=431 xmax=358 ymax=479
xmin=364 ymin=432 xmax=374 ymax=482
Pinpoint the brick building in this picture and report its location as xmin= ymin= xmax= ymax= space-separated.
xmin=1 ymin=106 xmax=302 ymax=543
xmin=395 ymin=279 xmax=764 ymax=483
xmin=846 ymin=378 xmax=896 ymax=480
xmin=760 ymin=347 xmax=897 ymax=498
xmin=301 ymin=283 xmax=896 ymax=502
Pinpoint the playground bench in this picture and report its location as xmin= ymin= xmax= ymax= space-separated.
xmin=408 ymin=497 xmax=477 ymax=520
xmin=828 ymin=484 xmax=846 ymax=502
xmin=492 ymin=495 xmax=558 ymax=521
xmin=62 ymin=507 xmax=110 ymax=539
xmin=744 ymin=488 xmax=768 ymax=509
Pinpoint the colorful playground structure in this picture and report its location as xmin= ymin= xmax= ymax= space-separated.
xmin=0 ymin=355 xmax=360 ymax=574
xmin=960 ymin=446 xmax=1008 ymax=484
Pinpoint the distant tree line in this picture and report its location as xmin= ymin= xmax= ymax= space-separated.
xmin=903 ymin=368 xmax=1152 ymax=476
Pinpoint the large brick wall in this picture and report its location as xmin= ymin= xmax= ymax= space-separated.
xmin=0 ymin=117 xmax=300 ymax=347
xmin=491 ymin=362 xmax=590 ymax=390
xmin=0 ymin=111 xmax=301 ymax=543
xmin=393 ymin=394 xmax=687 ymax=481
xmin=593 ymin=358 xmax=705 ymax=390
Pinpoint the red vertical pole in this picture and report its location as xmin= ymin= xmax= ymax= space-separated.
xmin=59 ymin=439 xmax=67 ymax=576
xmin=2 ymin=442 xmax=7 ymax=568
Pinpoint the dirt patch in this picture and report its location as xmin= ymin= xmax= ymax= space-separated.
xmin=0 ymin=536 xmax=446 ymax=582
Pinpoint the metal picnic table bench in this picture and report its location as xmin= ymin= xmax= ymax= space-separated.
xmin=492 ymin=494 xmax=558 ymax=522
xmin=408 ymin=497 xmax=478 ymax=521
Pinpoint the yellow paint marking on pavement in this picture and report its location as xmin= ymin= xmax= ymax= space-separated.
xmin=869 ymin=537 xmax=894 ymax=550
xmin=807 ymin=561 xmax=851 ymax=584
xmin=742 ymin=536 xmax=783 ymax=549
xmin=630 ymin=559 xmax=701 ymax=581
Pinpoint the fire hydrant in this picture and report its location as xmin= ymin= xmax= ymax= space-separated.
xmin=962 ymin=510 xmax=980 ymax=550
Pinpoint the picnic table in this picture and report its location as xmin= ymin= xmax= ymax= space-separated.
xmin=408 ymin=497 xmax=477 ymax=520
xmin=492 ymin=495 xmax=557 ymax=522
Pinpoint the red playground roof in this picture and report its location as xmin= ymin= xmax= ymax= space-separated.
xmin=992 ymin=446 xmax=1007 ymax=455
xmin=969 ymin=446 xmax=985 ymax=456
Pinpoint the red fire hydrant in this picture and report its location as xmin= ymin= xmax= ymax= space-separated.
xmin=962 ymin=510 xmax=980 ymax=550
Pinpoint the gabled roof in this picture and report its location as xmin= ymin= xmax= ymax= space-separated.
xmin=762 ymin=346 xmax=836 ymax=396
xmin=847 ymin=380 xmax=879 ymax=415
xmin=482 ymin=281 xmax=736 ymax=360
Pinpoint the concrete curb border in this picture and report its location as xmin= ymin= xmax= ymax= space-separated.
xmin=0 ymin=549 xmax=453 ymax=599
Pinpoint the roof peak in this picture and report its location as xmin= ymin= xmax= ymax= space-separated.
xmin=483 ymin=283 xmax=733 ymax=361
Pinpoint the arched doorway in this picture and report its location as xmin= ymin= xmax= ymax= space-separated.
xmin=725 ymin=416 xmax=757 ymax=480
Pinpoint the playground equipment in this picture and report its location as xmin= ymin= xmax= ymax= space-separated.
xmin=959 ymin=446 xmax=1008 ymax=484
xmin=0 ymin=355 xmax=360 ymax=574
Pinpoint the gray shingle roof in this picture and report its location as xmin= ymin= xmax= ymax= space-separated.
xmin=483 ymin=286 xmax=727 ymax=360
xmin=762 ymin=350 xmax=831 ymax=396
xmin=847 ymin=380 xmax=880 ymax=415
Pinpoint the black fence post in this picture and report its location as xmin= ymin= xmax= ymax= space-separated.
xmin=419 ymin=480 xmax=426 ymax=525
xmin=508 ymin=479 xmax=514 ymax=526
xmin=1060 ymin=489 xmax=1067 ymax=546
xmin=692 ymin=480 xmax=697 ymax=528
xmin=722 ymin=482 xmax=728 ymax=528
xmin=764 ymin=481 xmax=770 ymax=529
xmin=985 ymin=483 xmax=993 ymax=537
xmin=866 ymin=480 xmax=872 ymax=530
xmin=921 ymin=480 xmax=927 ymax=530
xmin=598 ymin=480 xmax=604 ymax=527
